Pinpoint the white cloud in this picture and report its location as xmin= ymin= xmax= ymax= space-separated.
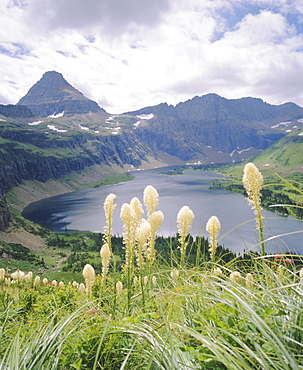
xmin=1 ymin=0 xmax=303 ymax=113
xmin=24 ymin=0 xmax=172 ymax=36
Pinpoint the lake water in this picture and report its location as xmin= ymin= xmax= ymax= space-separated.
xmin=22 ymin=167 xmax=303 ymax=254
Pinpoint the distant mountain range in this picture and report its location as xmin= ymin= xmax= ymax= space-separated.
xmin=1 ymin=70 xmax=303 ymax=201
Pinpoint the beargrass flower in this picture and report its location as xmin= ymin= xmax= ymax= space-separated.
xmin=246 ymin=273 xmax=254 ymax=289
xmin=52 ymin=280 xmax=57 ymax=286
xmin=25 ymin=271 xmax=33 ymax=283
xmin=299 ymin=268 xmax=303 ymax=279
xmin=82 ymin=264 xmax=96 ymax=297
xmin=148 ymin=210 xmax=164 ymax=263
xmin=116 ymin=281 xmax=123 ymax=295
xmin=152 ymin=276 xmax=157 ymax=286
xmin=243 ymin=162 xmax=265 ymax=255
xmin=59 ymin=281 xmax=64 ymax=287
xmin=42 ymin=278 xmax=48 ymax=285
xmin=130 ymin=197 xmax=144 ymax=223
xmin=100 ymin=242 xmax=111 ymax=284
xmin=11 ymin=269 xmax=25 ymax=281
xmin=206 ymin=215 xmax=221 ymax=267
xmin=177 ymin=205 xmax=194 ymax=266
xmin=213 ymin=267 xmax=222 ymax=276
xmin=230 ymin=271 xmax=241 ymax=284
xmin=78 ymin=283 xmax=85 ymax=294
xmin=144 ymin=276 xmax=149 ymax=285
xmin=0 ymin=268 xmax=5 ymax=281
xmin=103 ymin=193 xmax=117 ymax=241
xmin=171 ymin=268 xmax=180 ymax=280
xmin=33 ymin=276 xmax=40 ymax=287
xmin=143 ymin=185 xmax=159 ymax=216
xmin=120 ymin=203 xmax=134 ymax=262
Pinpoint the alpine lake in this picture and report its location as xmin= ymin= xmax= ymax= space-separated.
xmin=22 ymin=166 xmax=303 ymax=254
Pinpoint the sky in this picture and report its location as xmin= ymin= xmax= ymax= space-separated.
xmin=1 ymin=0 xmax=303 ymax=114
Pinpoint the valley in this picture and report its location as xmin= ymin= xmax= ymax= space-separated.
xmin=1 ymin=70 xmax=303 ymax=278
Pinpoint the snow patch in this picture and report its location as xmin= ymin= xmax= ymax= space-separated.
xmin=285 ymin=130 xmax=292 ymax=132
xmin=136 ymin=113 xmax=154 ymax=120
xmin=298 ymin=118 xmax=303 ymax=123
xmin=263 ymin=163 xmax=270 ymax=166
xmin=79 ymin=125 xmax=89 ymax=131
xmin=28 ymin=120 xmax=43 ymax=126
xmin=230 ymin=147 xmax=253 ymax=157
xmin=298 ymin=131 xmax=303 ymax=136
xmin=0 ymin=119 xmax=7 ymax=122
xmin=271 ymin=121 xmax=291 ymax=128
xmin=47 ymin=125 xmax=67 ymax=133
xmin=134 ymin=120 xmax=141 ymax=127
xmin=48 ymin=111 xmax=64 ymax=118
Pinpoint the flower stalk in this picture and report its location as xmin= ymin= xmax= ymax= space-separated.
xmin=206 ymin=215 xmax=221 ymax=269
xmin=243 ymin=163 xmax=265 ymax=255
xmin=177 ymin=205 xmax=194 ymax=267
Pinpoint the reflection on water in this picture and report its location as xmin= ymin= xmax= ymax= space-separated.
xmin=22 ymin=167 xmax=303 ymax=254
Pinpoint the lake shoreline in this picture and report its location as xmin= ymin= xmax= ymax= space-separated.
xmin=21 ymin=167 xmax=303 ymax=254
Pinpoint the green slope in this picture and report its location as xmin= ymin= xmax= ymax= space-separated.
xmin=252 ymin=130 xmax=303 ymax=174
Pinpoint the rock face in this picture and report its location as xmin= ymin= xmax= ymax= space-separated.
xmin=0 ymin=197 xmax=12 ymax=231
xmin=17 ymin=71 xmax=107 ymax=117
xmin=0 ymin=104 xmax=34 ymax=118
xmin=0 ymin=129 xmax=150 ymax=197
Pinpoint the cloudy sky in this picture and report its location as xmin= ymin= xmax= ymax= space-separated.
xmin=1 ymin=0 xmax=303 ymax=113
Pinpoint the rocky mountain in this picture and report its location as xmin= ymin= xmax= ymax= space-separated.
xmin=17 ymin=71 xmax=108 ymax=117
xmin=125 ymin=94 xmax=303 ymax=161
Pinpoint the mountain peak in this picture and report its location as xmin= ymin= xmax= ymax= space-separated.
xmin=37 ymin=71 xmax=73 ymax=89
xmin=17 ymin=71 xmax=106 ymax=117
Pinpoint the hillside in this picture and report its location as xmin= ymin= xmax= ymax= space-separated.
xmin=250 ymin=130 xmax=303 ymax=173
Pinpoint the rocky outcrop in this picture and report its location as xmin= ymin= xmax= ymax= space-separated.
xmin=17 ymin=71 xmax=108 ymax=117
xmin=0 ymin=197 xmax=12 ymax=231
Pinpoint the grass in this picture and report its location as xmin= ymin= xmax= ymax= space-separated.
xmin=1 ymin=163 xmax=303 ymax=368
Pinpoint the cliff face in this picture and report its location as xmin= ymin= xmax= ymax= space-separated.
xmin=0 ymin=129 xmax=150 ymax=197
xmin=0 ymin=197 xmax=12 ymax=231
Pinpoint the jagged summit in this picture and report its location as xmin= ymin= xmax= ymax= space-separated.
xmin=17 ymin=71 xmax=107 ymax=117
